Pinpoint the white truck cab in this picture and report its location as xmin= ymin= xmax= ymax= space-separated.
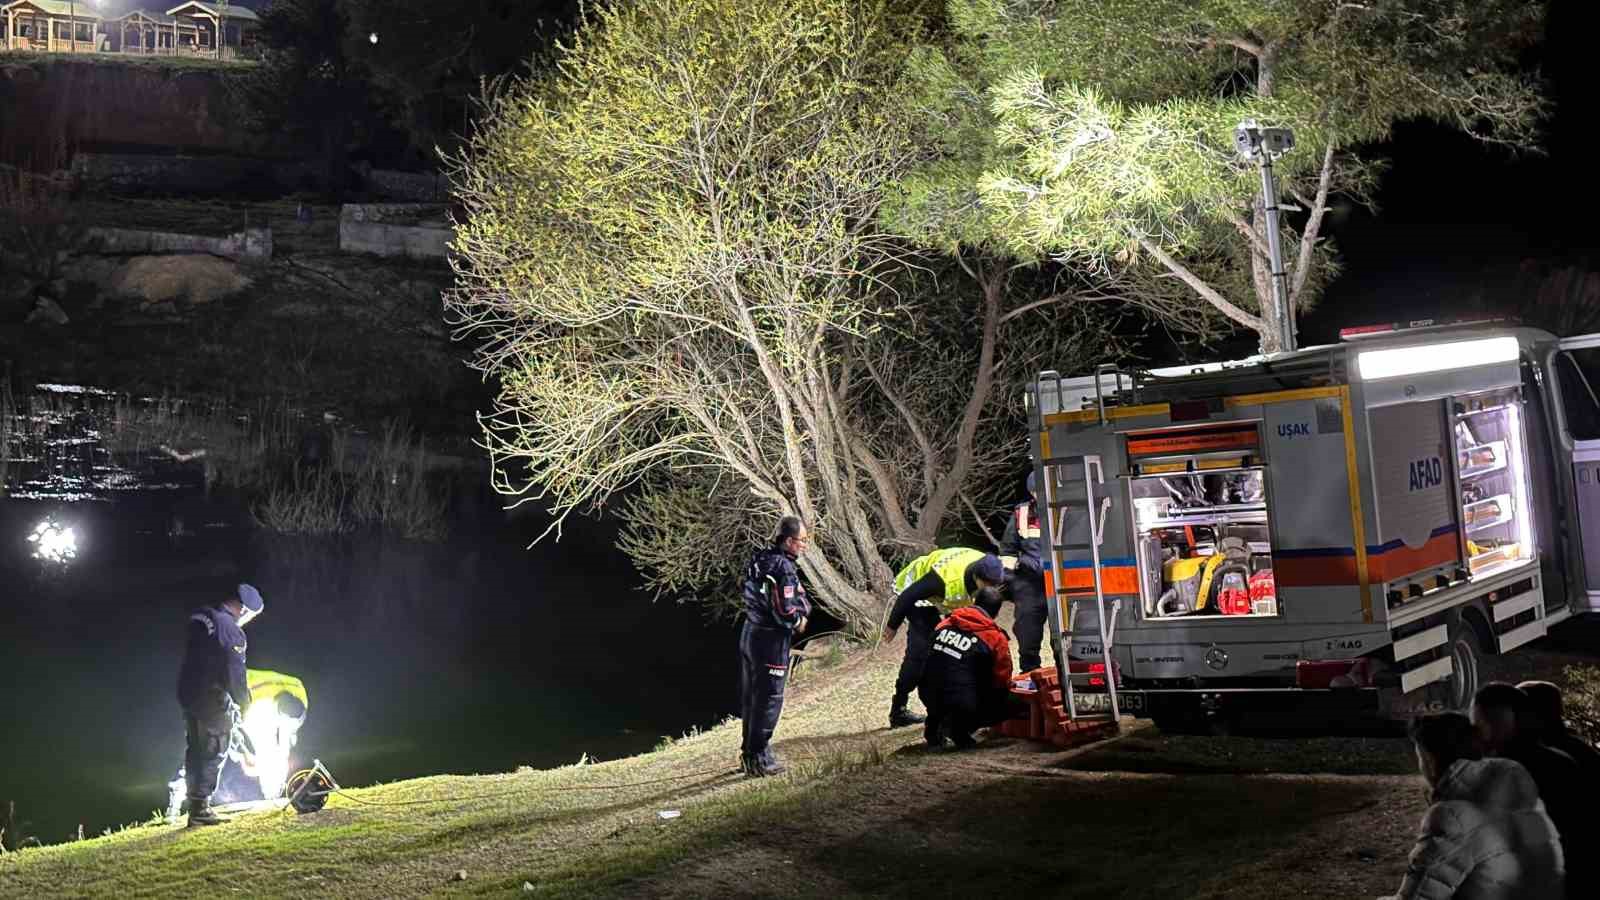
xmin=1028 ymin=321 xmax=1600 ymax=731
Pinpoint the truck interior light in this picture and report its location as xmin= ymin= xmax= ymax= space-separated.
xmin=1356 ymin=336 xmax=1519 ymax=380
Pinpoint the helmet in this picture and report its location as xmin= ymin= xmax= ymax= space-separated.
xmin=1025 ymin=470 xmax=1038 ymax=500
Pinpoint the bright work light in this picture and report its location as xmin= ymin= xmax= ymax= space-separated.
xmin=1356 ymin=336 xmax=1519 ymax=381
xmin=27 ymin=520 xmax=78 ymax=564
xmin=239 ymin=702 xmax=303 ymax=800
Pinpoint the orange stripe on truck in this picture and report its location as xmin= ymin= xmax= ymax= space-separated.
xmin=1057 ymin=565 xmax=1140 ymax=596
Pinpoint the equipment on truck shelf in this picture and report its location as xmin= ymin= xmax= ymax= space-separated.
xmin=1027 ymin=323 xmax=1600 ymax=730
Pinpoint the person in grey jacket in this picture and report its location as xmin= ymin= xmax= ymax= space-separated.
xmin=1387 ymin=713 xmax=1564 ymax=900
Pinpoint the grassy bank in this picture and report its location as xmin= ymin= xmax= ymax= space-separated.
xmin=0 ymin=51 xmax=255 ymax=72
xmin=0 ymin=614 xmax=1445 ymax=899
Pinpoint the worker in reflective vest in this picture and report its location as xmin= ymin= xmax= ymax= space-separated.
xmin=882 ymin=548 xmax=1005 ymax=728
xmin=246 ymin=670 xmax=308 ymax=718
xmin=1000 ymin=470 xmax=1047 ymax=673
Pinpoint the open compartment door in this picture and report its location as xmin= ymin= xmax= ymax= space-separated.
xmin=1553 ymin=334 xmax=1600 ymax=612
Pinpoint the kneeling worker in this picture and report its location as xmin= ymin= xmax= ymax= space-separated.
xmin=738 ymin=516 xmax=811 ymax=777
xmin=176 ymin=583 xmax=263 ymax=826
xmin=883 ymin=548 xmax=1004 ymax=728
xmin=919 ymin=586 xmax=1021 ymax=749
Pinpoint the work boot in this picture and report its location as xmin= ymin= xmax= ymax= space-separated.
xmin=186 ymin=803 xmax=229 ymax=827
xmin=746 ymin=751 xmax=785 ymax=778
xmin=889 ymin=706 xmax=926 ymax=728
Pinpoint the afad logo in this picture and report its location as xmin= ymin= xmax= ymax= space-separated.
xmin=1276 ymin=422 xmax=1311 ymax=438
xmin=1409 ymin=456 xmax=1443 ymax=491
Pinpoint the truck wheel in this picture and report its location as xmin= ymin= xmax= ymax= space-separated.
xmin=1433 ymin=621 xmax=1482 ymax=713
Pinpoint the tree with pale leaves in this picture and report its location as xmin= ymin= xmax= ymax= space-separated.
xmin=895 ymin=0 xmax=1547 ymax=353
xmin=446 ymin=0 xmax=1124 ymax=627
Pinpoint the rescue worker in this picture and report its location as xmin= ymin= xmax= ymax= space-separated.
xmin=918 ymin=587 xmax=1022 ymax=749
xmin=738 ymin=516 xmax=811 ymax=777
xmin=167 ymin=668 xmax=309 ymax=817
xmin=176 ymin=583 xmax=262 ymax=826
xmin=999 ymin=470 xmax=1047 ymax=673
xmin=882 ymin=548 xmax=1005 ymax=728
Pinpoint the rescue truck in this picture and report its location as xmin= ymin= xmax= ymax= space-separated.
xmin=1028 ymin=321 xmax=1600 ymax=732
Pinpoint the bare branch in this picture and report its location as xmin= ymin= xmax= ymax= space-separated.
xmin=999 ymin=292 xmax=1072 ymax=324
xmin=1132 ymin=230 xmax=1265 ymax=334
xmin=1289 ymin=145 xmax=1336 ymax=310
xmin=1224 ymin=209 xmax=1271 ymax=261
xmin=961 ymin=491 xmax=1000 ymax=549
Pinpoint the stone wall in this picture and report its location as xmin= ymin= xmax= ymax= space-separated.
xmin=338 ymin=204 xmax=452 ymax=261
xmin=85 ymin=225 xmax=273 ymax=262
xmin=72 ymin=152 xmax=317 ymax=195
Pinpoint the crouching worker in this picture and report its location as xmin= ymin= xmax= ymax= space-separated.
xmin=918 ymin=587 xmax=1023 ymax=750
xmin=883 ymin=548 xmax=1005 ymax=728
xmin=176 ymin=583 xmax=263 ymax=827
xmin=738 ymin=516 xmax=811 ymax=777
xmin=1386 ymin=712 xmax=1564 ymax=900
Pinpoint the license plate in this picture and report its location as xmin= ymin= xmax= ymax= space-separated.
xmin=1072 ymin=691 xmax=1143 ymax=714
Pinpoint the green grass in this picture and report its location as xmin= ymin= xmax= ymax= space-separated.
xmin=0 ymin=50 xmax=255 ymax=72
xmin=0 ymin=639 xmax=917 ymax=898
xmin=0 ymin=621 xmax=1434 ymax=899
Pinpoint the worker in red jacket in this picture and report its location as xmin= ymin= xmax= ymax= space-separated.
xmin=917 ymin=587 xmax=1020 ymax=749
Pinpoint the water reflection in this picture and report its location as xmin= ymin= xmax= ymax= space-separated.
xmin=0 ymin=384 xmax=735 ymax=846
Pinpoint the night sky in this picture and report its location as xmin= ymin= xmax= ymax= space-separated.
xmin=1303 ymin=0 xmax=1598 ymax=343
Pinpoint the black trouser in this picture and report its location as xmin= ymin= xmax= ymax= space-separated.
xmin=739 ymin=622 xmax=792 ymax=762
xmin=921 ymin=685 xmax=1026 ymax=748
xmin=891 ymin=610 xmax=939 ymax=710
xmin=1011 ymin=566 xmax=1048 ymax=673
xmin=183 ymin=702 xmax=232 ymax=807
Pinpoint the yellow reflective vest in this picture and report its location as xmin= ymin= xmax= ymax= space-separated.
xmin=893 ymin=547 xmax=988 ymax=614
xmin=246 ymin=669 xmax=308 ymax=714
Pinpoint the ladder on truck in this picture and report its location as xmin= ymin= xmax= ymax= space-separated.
xmin=1038 ymin=449 xmax=1123 ymax=723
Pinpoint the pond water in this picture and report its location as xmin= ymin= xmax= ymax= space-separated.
xmin=0 ymin=386 xmax=736 ymax=845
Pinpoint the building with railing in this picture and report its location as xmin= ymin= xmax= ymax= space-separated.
xmin=1 ymin=1 xmax=259 ymax=58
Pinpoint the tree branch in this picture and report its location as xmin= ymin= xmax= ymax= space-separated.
xmin=860 ymin=349 xmax=937 ymax=500
xmin=961 ymin=491 xmax=1000 ymax=549
xmin=918 ymin=257 xmax=1004 ymax=545
xmin=1133 ymin=230 xmax=1266 ymax=334
xmin=1289 ymin=145 xmax=1336 ymax=311
xmin=1224 ymin=209 xmax=1272 ymax=261
xmin=999 ymin=292 xmax=1072 ymax=324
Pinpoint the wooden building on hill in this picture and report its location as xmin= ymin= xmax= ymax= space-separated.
xmin=1 ymin=0 xmax=105 ymax=53
xmin=107 ymin=8 xmax=185 ymax=54
xmin=2 ymin=0 xmax=259 ymax=57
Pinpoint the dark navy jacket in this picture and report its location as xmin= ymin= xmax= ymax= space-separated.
xmin=999 ymin=500 xmax=1043 ymax=575
xmin=740 ymin=546 xmax=811 ymax=631
xmin=177 ymin=604 xmax=250 ymax=712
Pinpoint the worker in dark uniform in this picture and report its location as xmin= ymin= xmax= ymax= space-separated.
xmin=738 ymin=517 xmax=811 ymax=777
xmin=919 ymin=587 xmax=1021 ymax=749
xmin=1000 ymin=470 xmax=1047 ymax=673
xmin=176 ymin=583 xmax=263 ymax=826
xmin=882 ymin=548 xmax=1005 ymax=728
